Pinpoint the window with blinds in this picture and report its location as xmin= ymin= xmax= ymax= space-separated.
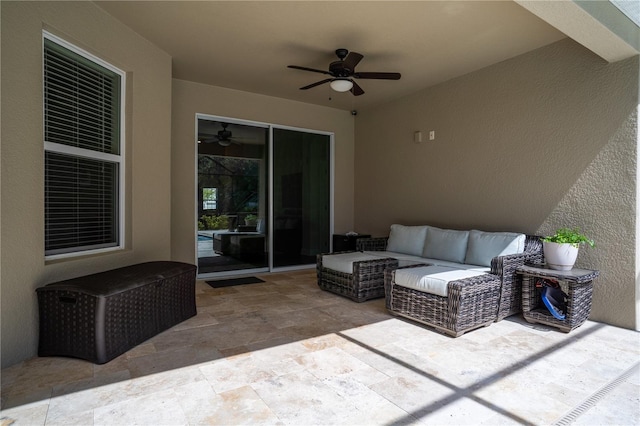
xmin=43 ymin=33 xmax=124 ymax=258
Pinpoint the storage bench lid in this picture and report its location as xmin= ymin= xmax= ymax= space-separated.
xmin=36 ymin=261 xmax=196 ymax=297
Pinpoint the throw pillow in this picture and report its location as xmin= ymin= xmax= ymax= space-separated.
xmin=386 ymin=224 xmax=429 ymax=256
xmin=422 ymin=227 xmax=469 ymax=263
xmin=464 ymin=230 xmax=526 ymax=266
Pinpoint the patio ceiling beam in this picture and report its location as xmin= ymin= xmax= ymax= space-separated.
xmin=516 ymin=0 xmax=639 ymax=63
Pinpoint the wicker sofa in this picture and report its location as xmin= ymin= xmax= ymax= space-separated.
xmin=317 ymin=224 xmax=543 ymax=334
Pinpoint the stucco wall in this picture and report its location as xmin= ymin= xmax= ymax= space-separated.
xmin=355 ymin=38 xmax=638 ymax=330
xmin=1 ymin=2 xmax=172 ymax=368
xmin=171 ymin=79 xmax=355 ymax=265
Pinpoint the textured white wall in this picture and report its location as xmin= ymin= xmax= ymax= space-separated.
xmin=1 ymin=2 xmax=173 ymax=368
xmin=355 ymin=39 xmax=639 ymax=330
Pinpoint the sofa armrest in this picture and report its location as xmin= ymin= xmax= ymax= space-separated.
xmin=490 ymin=235 xmax=544 ymax=320
xmin=356 ymin=237 xmax=388 ymax=251
xmin=490 ymin=235 xmax=543 ymax=276
xmin=490 ymin=252 xmax=529 ymax=276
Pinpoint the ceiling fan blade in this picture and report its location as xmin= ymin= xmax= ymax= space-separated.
xmin=342 ymin=51 xmax=363 ymax=71
xmin=353 ymin=72 xmax=401 ymax=80
xmin=288 ymin=65 xmax=332 ymax=75
xmin=300 ymin=78 xmax=332 ymax=90
xmin=351 ymin=80 xmax=365 ymax=96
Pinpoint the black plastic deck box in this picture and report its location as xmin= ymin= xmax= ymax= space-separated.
xmin=36 ymin=261 xmax=197 ymax=364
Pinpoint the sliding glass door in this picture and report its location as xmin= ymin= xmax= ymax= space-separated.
xmin=196 ymin=116 xmax=331 ymax=276
xmin=272 ymin=128 xmax=330 ymax=267
xmin=197 ymin=117 xmax=269 ymax=275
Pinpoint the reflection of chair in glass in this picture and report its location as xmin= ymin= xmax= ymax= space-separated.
xmin=212 ymin=233 xmax=228 ymax=254
xmin=229 ymin=234 xmax=265 ymax=261
xmin=213 ymin=231 xmax=265 ymax=261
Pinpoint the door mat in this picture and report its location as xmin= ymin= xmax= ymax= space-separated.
xmin=206 ymin=276 xmax=265 ymax=288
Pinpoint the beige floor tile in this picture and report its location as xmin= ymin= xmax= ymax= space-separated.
xmin=199 ymin=354 xmax=277 ymax=394
xmin=176 ymin=383 xmax=280 ymax=425
xmin=414 ymin=396 xmax=506 ymax=426
xmin=372 ymin=373 xmax=459 ymax=414
xmin=45 ymin=410 xmax=95 ymax=426
xmin=251 ymin=369 xmax=356 ymax=424
xmin=2 ymin=269 xmax=639 ymax=425
xmin=93 ymin=388 xmax=188 ymax=425
xmin=0 ymin=399 xmax=49 ymax=425
xmin=321 ymin=376 xmax=411 ymax=424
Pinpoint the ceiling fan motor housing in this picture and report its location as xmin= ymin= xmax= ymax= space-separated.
xmin=218 ymin=129 xmax=232 ymax=139
xmin=329 ymin=61 xmax=352 ymax=77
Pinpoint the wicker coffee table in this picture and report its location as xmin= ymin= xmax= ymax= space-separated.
xmin=517 ymin=265 xmax=599 ymax=332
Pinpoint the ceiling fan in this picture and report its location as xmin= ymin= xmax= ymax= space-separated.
xmin=200 ymin=123 xmax=242 ymax=146
xmin=288 ymin=48 xmax=401 ymax=96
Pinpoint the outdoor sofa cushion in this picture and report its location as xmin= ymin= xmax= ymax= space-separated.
xmin=362 ymin=250 xmax=489 ymax=271
xmin=464 ymin=230 xmax=526 ymax=267
xmin=386 ymin=224 xmax=429 ymax=256
xmin=422 ymin=227 xmax=469 ymax=263
xmin=393 ymin=265 xmax=488 ymax=297
xmin=321 ymin=251 xmax=384 ymax=274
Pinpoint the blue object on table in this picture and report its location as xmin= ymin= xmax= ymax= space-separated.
xmin=541 ymin=286 xmax=567 ymax=320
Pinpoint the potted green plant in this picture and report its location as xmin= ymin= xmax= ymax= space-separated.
xmin=244 ymin=214 xmax=258 ymax=226
xmin=542 ymin=227 xmax=595 ymax=271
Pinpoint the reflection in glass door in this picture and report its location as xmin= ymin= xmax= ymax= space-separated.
xmin=197 ymin=117 xmax=269 ymax=274
xmin=272 ymin=128 xmax=331 ymax=267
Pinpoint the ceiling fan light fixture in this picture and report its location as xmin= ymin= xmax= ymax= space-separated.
xmin=218 ymin=140 xmax=232 ymax=147
xmin=330 ymin=79 xmax=353 ymax=92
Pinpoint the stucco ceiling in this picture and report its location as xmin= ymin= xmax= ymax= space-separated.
xmin=94 ymin=1 xmax=571 ymax=111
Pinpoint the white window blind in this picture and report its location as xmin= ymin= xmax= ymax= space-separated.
xmin=44 ymin=33 xmax=124 ymax=257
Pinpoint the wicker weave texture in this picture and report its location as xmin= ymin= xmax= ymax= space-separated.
xmin=361 ymin=234 xmax=543 ymax=321
xmin=492 ymin=235 xmax=544 ymax=321
xmin=317 ymin=253 xmax=398 ymax=302
xmin=521 ymin=274 xmax=595 ymax=332
xmin=37 ymin=262 xmax=196 ymax=364
xmin=356 ymin=237 xmax=389 ymax=251
xmin=102 ymin=282 xmax=160 ymax=361
xmin=385 ymin=265 xmax=501 ymax=337
xmin=323 ymin=232 xmax=543 ymax=322
xmin=37 ymin=290 xmax=98 ymax=362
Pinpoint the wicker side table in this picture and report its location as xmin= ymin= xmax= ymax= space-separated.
xmin=517 ymin=265 xmax=599 ymax=332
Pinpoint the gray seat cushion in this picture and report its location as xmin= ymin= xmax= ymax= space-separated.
xmin=394 ymin=265 xmax=487 ymax=297
xmin=321 ymin=252 xmax=384 ymax=274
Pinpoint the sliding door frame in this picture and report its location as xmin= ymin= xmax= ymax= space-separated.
xmin=195 ymin=114 xmax=334 ymax=279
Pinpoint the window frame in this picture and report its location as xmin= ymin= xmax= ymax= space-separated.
xmin=43 ymin=31 xmax=126 ymax=260
xmin=202 ymin=187 xmax=218 ymax=211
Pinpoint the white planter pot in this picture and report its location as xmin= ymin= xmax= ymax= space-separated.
xmin=543 ymin=241 xmax=579 ymax=271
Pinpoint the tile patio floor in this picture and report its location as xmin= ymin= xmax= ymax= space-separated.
xmin=1 ymin=269 xmax=639 ymax=425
